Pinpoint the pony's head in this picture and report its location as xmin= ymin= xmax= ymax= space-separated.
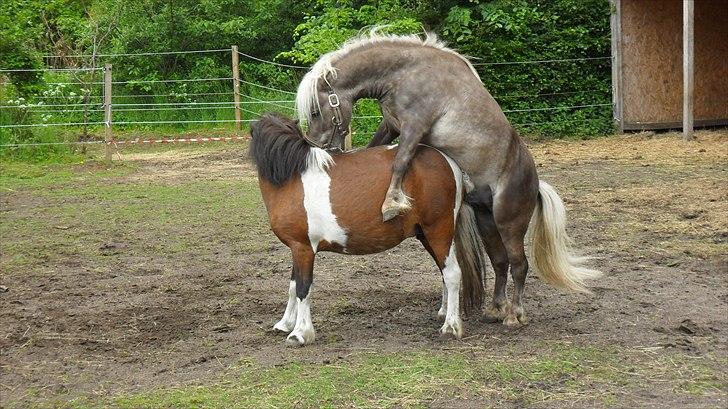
xmin=295 ymin=64 xmax=353 ymax=151
xmin=295 ymin=27 xmax=481 ymax=152
xmin=249 ymin=112 xmax=334 ymax=187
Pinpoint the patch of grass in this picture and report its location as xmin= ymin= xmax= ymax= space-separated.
xmin=0 ymin=159 xmax=136 ymax=190
xmin=0 ymin=167 xmax=272 ymax=274
xmin=52 ymin=345 xmax=725 ymax=408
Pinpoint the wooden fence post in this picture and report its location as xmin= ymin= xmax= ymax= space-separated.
xmin=104 ymin=63 xmax=113 ymax=162
xmin=610 ymin=0 xmax=624 ymax=133
xmin=231 ymin=45 xmax=241 ymax=133
xmin=345 ymin=124 xmax=352 ymax=151
xmin=682 ymin=0 xmax=694 ymax=141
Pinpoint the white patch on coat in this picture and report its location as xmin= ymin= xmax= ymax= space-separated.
xmin=386 ymin=144 xmax=398 ymax=150
xmin=286 ymin=291 xmax=316 ymax=345
xmin=302 ymin=148 xmax=347 ymax=252
xmin=273 ymin=280 xmax=297 ymax=332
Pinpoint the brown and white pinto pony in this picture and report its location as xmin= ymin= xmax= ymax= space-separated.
xmin=249 ymin=113 xmax=487 ymax=346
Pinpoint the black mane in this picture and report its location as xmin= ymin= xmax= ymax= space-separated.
xmin=249 ymin=112 xmax=311 ymax=187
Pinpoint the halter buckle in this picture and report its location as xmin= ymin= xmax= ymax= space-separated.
xmin=328 ymin=93 xmax=340 ymax=108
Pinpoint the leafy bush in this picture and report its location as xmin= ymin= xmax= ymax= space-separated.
xmin=0 ymin=0 xmax=614 ymax=160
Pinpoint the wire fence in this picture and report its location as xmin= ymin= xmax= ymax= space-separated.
xmin=1 ymin=46 xmax=613 ymax=152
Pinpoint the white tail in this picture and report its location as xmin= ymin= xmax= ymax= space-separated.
xmin=529 ymin=181 xmax=602 ymax=293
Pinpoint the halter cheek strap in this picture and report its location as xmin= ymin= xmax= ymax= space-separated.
xmin=302 ymin=90 xmax=348 ymax=150
xmin=302 ymin=74 xmax=349 ymax=151
xmin=327 ymin=92 xmax=349 ymax=148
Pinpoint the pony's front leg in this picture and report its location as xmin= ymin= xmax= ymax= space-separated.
xmin=440 ymin=243 xmax=464 ymax=338
xmin=286 ymin=245 xmax=316 ymax=346
xmin=273 ymin=277 xmax=297 ymax=333
xmin=381 ymin=124 xmax=425 ymax=221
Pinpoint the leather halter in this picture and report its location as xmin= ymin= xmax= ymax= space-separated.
xmin=302 ymin=82 xmax=348 ymax=152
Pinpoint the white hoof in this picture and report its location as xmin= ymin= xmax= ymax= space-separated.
xmin=286 ymin=328 xmax=315 ymax=347
xmin=273 ymin=319 xmax=294 ymax=333
xmin=440 ymin=318 xmax=463 ymax=339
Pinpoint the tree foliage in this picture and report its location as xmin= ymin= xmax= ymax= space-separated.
xmin=1 ymin=0 xmax=613 ymax=153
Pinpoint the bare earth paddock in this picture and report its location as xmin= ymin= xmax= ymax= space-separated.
xmin=1 ymin=131 xmax=726 ymax=408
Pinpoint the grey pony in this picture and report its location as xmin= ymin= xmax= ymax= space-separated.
xmin=295 ymin=29 xmax=601 ymax=326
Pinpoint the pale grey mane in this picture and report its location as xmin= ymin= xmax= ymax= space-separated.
xmin=295 ymin=27 xmax=482 ymax=126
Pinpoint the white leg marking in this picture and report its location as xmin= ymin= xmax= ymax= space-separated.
xmin=286 ymin=289 xmax=316 ymax=346
xmin=440 ymin=244 xmax=463 ymax=338
xmin=301 ymin=148 xmax=347 ymax=252
xmin=273 ymin=280 xmax=297 ymax=332
xmin=437 ymin=281 xmax=448 ymax=319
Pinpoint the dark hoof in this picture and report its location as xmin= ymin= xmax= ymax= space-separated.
xmin=483 ymin=313 xmax=503 ymax=323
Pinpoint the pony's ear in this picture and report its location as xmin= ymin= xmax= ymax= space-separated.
xmin=250 ymin=120 xmax=261 ymax=137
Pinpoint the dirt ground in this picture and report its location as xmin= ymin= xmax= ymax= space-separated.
xmin=1 ymin=130 xmax=727 ymax=407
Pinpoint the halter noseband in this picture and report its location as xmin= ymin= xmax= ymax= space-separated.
xmin=302 ymin=82 xmax=348 ymax=152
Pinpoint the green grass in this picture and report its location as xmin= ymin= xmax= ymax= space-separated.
xmin=46 ymin=344 xmax=724 ymax=409
xmin=0 ymin=154 xmax=271 ymax=274
xmin=0 ymin=159 xmax=136 ymax=190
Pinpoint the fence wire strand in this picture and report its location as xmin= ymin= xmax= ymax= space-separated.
xmin=473 ymin=56 xmax=612 ymax=66
xmin=111 ymin=101 xmax=234 ymax=107
xmin=240 ymin=94 xmax=296 ymax=111
xmin=236 ymin=51 xmax=309 ymax=69
xmin=0 ymin=102 xmax=103 ymax=109
xmin=114 ymin=119 xmax=252 ymax=125
xmin=112 ymin=77 xmax=232 ymax=85
xmin=503 ymin=103 xmax=611 ymax=113
xmin=0 ymin=67 xmax=103 ymax=73
xmin=2 ymin=47 xmax=614 ymax=149
xmin=0 ymin=122 xmax=106 ymax=128
xmin=41 ymin=49 xmax=230 ymax=59
xmin=113 ymin=105 xmax=235 ymax=112
xmin=0 ymin=140 xmax=106 ymax=147
xmin=239 ymin=80 xmax=296 ymax=95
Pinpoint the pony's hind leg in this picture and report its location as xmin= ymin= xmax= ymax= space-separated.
xmin=438 ymin=284 xmax=448 ymax=319
xmin=273 ymin=272 xmax=297 ymax=333
xmin=285 ymin=245 xmax=316 ymax=346
xmin=440 ymin=243 xmax=464 ymax=337
xmin=416 ymin=229 xmax=448 ymax=319
xmin=493 ymin=191 xmax=537 ymax=327
xmin=422 ymin=235 xmax=463 ymax=338
xmin=474 ymin=209 xmax=510 ymax=322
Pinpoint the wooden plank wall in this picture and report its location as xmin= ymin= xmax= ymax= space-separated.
xmin=619 ymin=0 xmax=727 ymax=128
xmin=694 ymin=0 xmax=728 ymax=122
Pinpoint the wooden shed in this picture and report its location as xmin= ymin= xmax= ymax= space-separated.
xmin=610 ymin=0 xmax=728 ymax=135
